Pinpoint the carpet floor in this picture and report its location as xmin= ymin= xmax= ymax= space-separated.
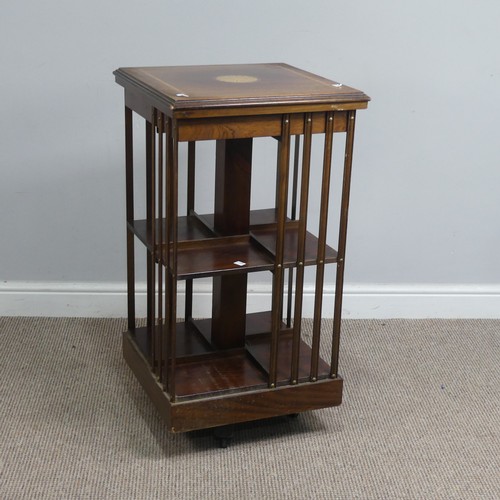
xmin=0 ymin=317 xmax=499 ymax=499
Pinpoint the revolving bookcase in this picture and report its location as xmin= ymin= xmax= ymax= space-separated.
xmin=113 ymin=63 xmax=369 ymax=436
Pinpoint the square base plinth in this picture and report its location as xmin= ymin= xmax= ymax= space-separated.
xmin=123 ymin=330 xmax=343 ymax=433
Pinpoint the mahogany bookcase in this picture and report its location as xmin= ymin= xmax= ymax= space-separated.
xmin=113 ymin=63 xmax=369 ymax=443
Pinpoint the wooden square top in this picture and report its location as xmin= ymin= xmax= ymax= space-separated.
xmin=114 ymin=63 xmax=369 ymax=113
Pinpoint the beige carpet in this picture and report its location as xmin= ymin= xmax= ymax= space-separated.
xmin=0 ymin=317 xmax=499 ymax=499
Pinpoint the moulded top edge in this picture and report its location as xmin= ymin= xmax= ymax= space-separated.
xmin=113 ymin=63 xmax=370 ymax=111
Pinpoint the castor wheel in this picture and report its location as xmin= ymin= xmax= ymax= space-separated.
xmin=217 ymin=437 xmax=231 ymax=448
xmin=213 ymin=424 xmax=234 ymax=448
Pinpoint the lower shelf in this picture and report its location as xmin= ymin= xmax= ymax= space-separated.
xmin=123 ymin=314 xmax=343 ymax=432
xmin=174 ymin=351 xmax=267 ymax=399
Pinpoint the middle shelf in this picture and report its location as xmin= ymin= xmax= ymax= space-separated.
xmin=129 ymin=208 xmax=338 ymax=279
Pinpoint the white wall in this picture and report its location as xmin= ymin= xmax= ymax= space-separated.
xmin=1 ymin=1 xmax=500 ymax=317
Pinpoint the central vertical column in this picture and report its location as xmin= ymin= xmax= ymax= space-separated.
xmin=211 ymin=138 xmax=253 ymax=349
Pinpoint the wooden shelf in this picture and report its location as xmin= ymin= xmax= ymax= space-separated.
xmin=190 ymin=311 xmax=286 ymax=347
xmin=129 ymin=313 xmax=331 ymax=401
xmin=123 ymin=329 xmax=343 ymax=432
xmin=130 ymin=209 xmax=279 ymax=250
xmin=129 ymin=215 xmax=214 ymax=251
xmin=131 ymin=211 xmax=336 ymax=277
xmin=175 ymin=235 xmax=274 ymax=279
xmin=174 ymin=352 xmax=267 ymax=400
xmin=130 ymin=317 xmax=269 ymax=401
xmin=199 ymin=209 xmax=337 ymax=267
xmin=132 ymin=321 xmax=213 ymax=363
xmin=246 ymin=330 xmax=331 ymax=385
xmin=197 ymin=208 xmax=281 ymax=234
xmin=251 ymin=224 xmax=337 ymax=267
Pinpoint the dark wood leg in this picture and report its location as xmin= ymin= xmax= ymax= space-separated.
xmin=185 ymin=141 xmax=196 ymax=321
xmin=125 ymin=106 xmax=135 ymax=332
xmin=331 ymin=111 xmax=357 ymax=377
xmin=146 ymin=120 xmax=155 ymax=351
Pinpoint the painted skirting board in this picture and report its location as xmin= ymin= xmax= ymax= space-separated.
xmin=1 ymin=281 xmax=499 ymax=319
